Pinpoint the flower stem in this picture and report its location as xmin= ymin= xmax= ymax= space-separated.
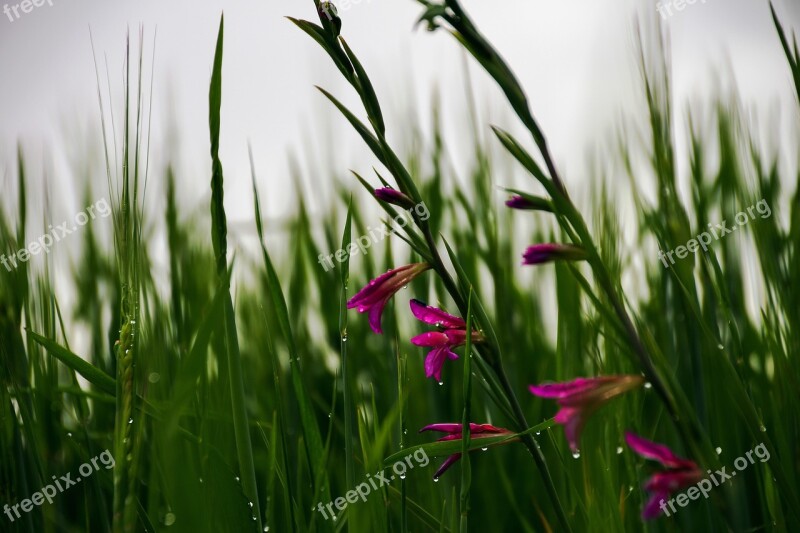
xmin=418 ymin=220 xmax=572 ymax=531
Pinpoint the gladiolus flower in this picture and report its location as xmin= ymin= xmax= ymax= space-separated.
xmin=374 ymin=187 xmax=415 ymax=210
xmin=505 ymin=194 xmax=552 ymax=211
xmin=522 ymin=243 xmax=587 ymax=265
xmin=419 ymin=423 xmax=514 ymax=479
xmin=625 ymin=431 xmax=703 ymax=520
xmin=409 ymin=299 xmax=483 ymax=382
xmin=347 ymin=263 xmax=431 ymax=334
xmin=529 ymin=375 xmax=645 ymax=453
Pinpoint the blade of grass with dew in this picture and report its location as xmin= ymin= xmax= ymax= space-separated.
xmin=208 ymin=15 xmax=262 ymax=531
xmin=251 ymin=142 xmax=331 ymax=514
xmin=339 ymin=199 xmax=357 ymax=527
xmin=459 ymin=289 xmax=473 ymax=532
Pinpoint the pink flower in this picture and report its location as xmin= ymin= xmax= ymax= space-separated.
xmin=625 ymin=431 xmax=703 ymax=520
xmin=409 ymin=299 xmax=483 ymax=382
xmin=419 ymin=423 xmax=514 ymax=479
xmin=522 ymin=243 xmax=587 ymax=265
xmin=529 ymin=375 xmax=645 ymax=453
xmin=347 ymin=263 xmax=431 ymax=334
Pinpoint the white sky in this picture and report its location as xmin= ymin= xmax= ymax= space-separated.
xmin=0 ymin=0 xmax=798 ymax=227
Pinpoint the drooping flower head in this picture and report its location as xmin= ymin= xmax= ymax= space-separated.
xmin=419 ymin=423 xmax=514 ymax=479
xmin=522 ymin=243 xmax=587 ymax=265
xmin=529 ymin=375 xmax=645 ymax=453
xmin=374 ymin=187 xmax=416 ymax=210
xmin=625 ymin=431 xmax=703 ymax=520
xmin=409 ymin=299 xmax=483 ymax=382
xmin=347 ymin=263 xmax=431 ymax=334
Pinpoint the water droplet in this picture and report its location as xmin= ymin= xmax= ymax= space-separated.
xmin=643 ymin=382 xmax=652 ymax=389
xmin=199 ymin=478 xmax=204 ymax=484
xmin=759 ymin=425 xmax=766 ymax=432
xmin=332 ymin=516 xmax=337 ymax=521
xmin=403 ymin=285 xmax=409 ymax=289
xmin=148 ymin=373 xmax=161 ymax=384
xmin=616 ymin=446 xmax=623 ymax=455
xmin=342 ymin=335 xmax=348 ymax=342
xmin=235 ymin=476 xmax=240 ymax=482
xmin=403 ymin=429 xmax=408 ymax=435
xmin=128 ymin=418 xmax=133 ymax=424
xmin=252 ymin=516 xmax=257 ymax=521
xmin=164 ymin=512 xmax=176 ymax=526
xmin=328 ymin=413 xmax=332 ymax=419
xmin=399 ymin=474 xmax=406 ymax=480
xmin=248 ymin=502 xmax=254 ymax=508
xmin=715 ymin=447 xmax=722 ymax=455
xmin=628 ymin=485 xmax=634 ymax=492
xmin=438 ymin=381 xmax=444 ymax=386
xmin=435 ymin=322 xmax=442 ymax=328
xmin=535 ymin=431 xmax=541 ymax=436
xmin=433 ymin=477 xmax=439 ymax=483
xmin=481 ymin=447 xmax=488 ymax=451
xmin=67 ymin=432 xmax=73 ymax=438
xmin=572 ymin=451 xmax=581 ymax=459
xmin=264 ymin=528 xmax=270 ymax=532
xmin=717 ymin=344 xmax=724 ymax=350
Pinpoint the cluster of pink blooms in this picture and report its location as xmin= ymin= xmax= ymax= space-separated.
xmin=344 ymin=188 xmax=702 ymax=519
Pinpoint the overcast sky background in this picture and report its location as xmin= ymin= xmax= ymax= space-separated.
xmin=1 ymin=0 xmax=799 ymax=236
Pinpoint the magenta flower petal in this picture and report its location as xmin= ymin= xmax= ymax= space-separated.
xmin=530 ymin=375 xmax=644 ymax=452
xmin=433 ymin=453 xmax=461 ymax=479
xmin=626 ymin=431 xmax=703 ymax=520
xmin=408 ymin=301 xmax=482 ymax=382
xmin=553 ymin=407 xmax=584 ymax=453
xmin=424 ymin=346 xmax=452 ymax=381
xmin=411 ymin=331 xmax=450 ymax=347
xmin=624 ymin=432 xmax=694 ymax=470
xmin=419 ymin=423 xmax=507 ymax=435
xmin=368 ymin=303 xmax=386 ymax=334
xmin=528 ymin=378 xmax=599 ymax=399
xmin=644 ymin=470 xmax=704 ymax=492
xmin=418 ymin=422 xmax=514 ymax=479
xmin=347 ymin=263 xmax=431 ymax=334
xmin=642 ymin=491 xmax=670 ymax=520
xmin=410 ymin=299 xmax=466 ymax=329
xmin=522 ymin=243 xmax=587 ymax=265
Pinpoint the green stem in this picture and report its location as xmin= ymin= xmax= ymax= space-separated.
xmin=418 ymin=221 xmax=572 ymax=532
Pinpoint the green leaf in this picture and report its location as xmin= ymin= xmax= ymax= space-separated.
xmin=28 ymin=331 xmax=116 ymax=396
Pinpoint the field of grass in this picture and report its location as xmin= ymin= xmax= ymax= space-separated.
xmin=1 ymin=1 xmax=799 ymax=531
